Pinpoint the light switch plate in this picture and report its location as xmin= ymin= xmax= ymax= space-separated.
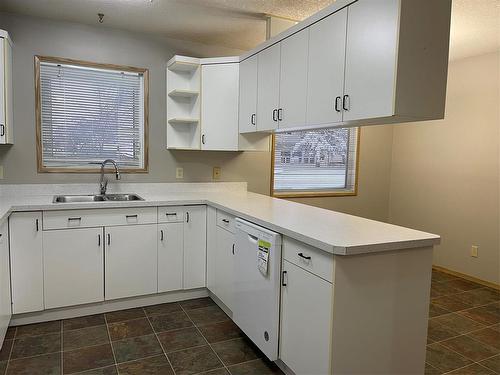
xmin=471 ymin=245 xmax=479 ymax=258
xmin=176 ymin=167 xmax=184 ymax=179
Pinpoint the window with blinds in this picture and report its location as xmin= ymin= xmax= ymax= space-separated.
xmin=36 ymin=57 xmax=148 ymax=172
xmin=272 ymin=128 xmax=359 ymax=197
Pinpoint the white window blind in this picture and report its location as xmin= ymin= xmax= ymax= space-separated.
xmin=273 ymin=128 xmax=359 ymax=195
xmin=39 ymin=61 xmax=145 ymax=169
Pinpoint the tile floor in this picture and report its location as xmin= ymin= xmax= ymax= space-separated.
xmin=0 ymin=297 xmax=282 ymax=374
xmin=426 ymin=270 xmax=499 ymax=374
xmin=0 ymin=270 xmax=497 ymax=374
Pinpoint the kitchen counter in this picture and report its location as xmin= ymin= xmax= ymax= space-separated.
xmin=0 ymin=183 xmax=439 ymax=255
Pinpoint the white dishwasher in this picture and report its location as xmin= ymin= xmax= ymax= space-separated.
xmin=234 ymin=218 xmax=282 ymax=361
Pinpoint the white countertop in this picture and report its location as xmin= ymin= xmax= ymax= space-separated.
xmin=0 ymin=183 xmax=440 ymax=255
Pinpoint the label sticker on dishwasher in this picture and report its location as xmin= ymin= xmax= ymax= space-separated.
xmin=257 ymin=240 xmax=271 ymax=276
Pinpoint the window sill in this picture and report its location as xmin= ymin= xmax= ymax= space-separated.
xmin=272 ymin=190 xmax=357 ymax=198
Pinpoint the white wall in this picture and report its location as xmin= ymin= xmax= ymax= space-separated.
xmin=389 ymin=52 xmax=500 ymax=284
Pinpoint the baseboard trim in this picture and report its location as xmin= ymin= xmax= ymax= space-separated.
xmin=433 ymin=265 xmax=500 ymax=290
xmin=11 ymin=288 xmax=209 ymax=326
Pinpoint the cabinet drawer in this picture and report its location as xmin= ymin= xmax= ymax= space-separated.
xmin=283 ymin=237 xmax=334 ymax=283
xmin=216 ymin=210 xmax=235 ymax=233
xmin=158 ymin=206 xmax=185 ymax=223
xmin=43 ymin=207 xmax=157 ymax=230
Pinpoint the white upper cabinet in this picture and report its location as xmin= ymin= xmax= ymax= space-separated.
xmin=343 ymin=0 xmax=399 ymax=122
xmin=256 ymin=44 xmax=281 ymax=131
xmin=239 ymin=55 xmax=258 ymax=134
xmin=201 ymin=63 xmax=239 ymax=151
xmin=0 ymin=31 xmax=13 ymax=145
xmin=306 ymin=8 xmax=348 ymax=126
xmin=278 ymin=29 xmax=309 ymax=129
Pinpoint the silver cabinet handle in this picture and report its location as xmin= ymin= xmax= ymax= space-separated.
xmin=160 ymin=229 xmax=164 ymax=241
xmin=251 ymin=113 xmax=256 ymax=125
xmin=107 ymin=233 xmax=111 ymax=245
xmin=278 ymin=108 xmax=283 ymax=121
xmin=343 ymin=95 xmax=350 ymax=111
xmin=272 ymin=109 xmax=278 ymax=122
xmin=335 ymin=96 xmax=342 ymax=112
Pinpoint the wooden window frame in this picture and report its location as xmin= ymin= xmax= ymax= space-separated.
xmin=34 ymin=55 xmax=150 ymax=173
xmin=270 ymin=128 xmax=361 ymax=198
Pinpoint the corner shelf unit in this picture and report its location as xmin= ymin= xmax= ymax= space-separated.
xmin=166 ymin=56 xmax=201 ymax=150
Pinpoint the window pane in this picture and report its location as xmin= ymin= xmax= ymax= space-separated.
xmin=39 ymin=61 xmax=145 ymax=169
xmin=273 ymin=128 xmax=358 ymax=193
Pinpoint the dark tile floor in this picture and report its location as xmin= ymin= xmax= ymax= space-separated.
xmin=0 ymin=298 xmax=282 ymax=375
xmin=0 ymin=270 xmax=497 ymax=374
xmin=426 ymin=270 xmax=500 ymax=374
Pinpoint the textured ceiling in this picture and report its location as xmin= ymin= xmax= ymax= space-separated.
xmin=0 ymin=0 xmax=498 ymax=60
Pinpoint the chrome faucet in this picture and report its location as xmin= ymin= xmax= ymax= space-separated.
xmin=99 ymin=159 xmax=121 ymax=195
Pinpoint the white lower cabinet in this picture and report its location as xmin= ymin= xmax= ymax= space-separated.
xmin=0 ymin=221 xmax=11 ymax=342
xmin=9 ymin=212 xmax=44 ymax=314
xmin=158 ymin=222 xmax=184 ymax=292
xmin=280 ymin=260 xmax=332 ymax=375
xmin=43 ymin=227 xmax=104 ymax=309
xmin=105 ymin=224 xmax=158 ymax=300
xmin=213 ymin=226 xmax=235 ymax=310
xmin=183 ymin=206 xmax=207 ymax=289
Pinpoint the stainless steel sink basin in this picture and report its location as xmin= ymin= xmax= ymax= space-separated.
xmin=53 ymin=194 xmax=144 ymax=203
xmin=103 ymin=194 xmax=144 ymax=201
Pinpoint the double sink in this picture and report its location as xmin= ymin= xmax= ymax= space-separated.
xmin=53 ymin=193 xmax=144 ymax=203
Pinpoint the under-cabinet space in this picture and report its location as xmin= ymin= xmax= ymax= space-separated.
xmin=105 ymin=224 xmax=158 ymax=300
xmin=43 ymin=227 xmax=104 ymax=309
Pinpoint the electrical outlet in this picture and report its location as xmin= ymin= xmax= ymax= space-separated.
xmin=213 ymin=167 xmax=221 ymax=180
xmin=0 ymin=166 xmax=3 ymax=179
xmin=471 ymin=245 xmax=479 ymax=258
xmin=176 ymin=167 xmax=184 ymax=179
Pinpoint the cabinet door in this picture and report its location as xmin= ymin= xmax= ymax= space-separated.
xmin=280 ymin=260 xmax=332 ymax=375
xmin=201 ymin=63 xmax=239 ymax=151
xmin=43 ymin=227 xmax=104 ymax=309
xmin=0 ymin=222 xmax=11 ymax=342
xmin=105 ymin=224 xmax=157 ymax=300
xmin=183 ymin=206 xmax=207 ymax=289
xmin=9 ymin=212 xmax=43 ymax=314
xmin=343 ymin=0 xmax=399 ymax=121
xmin=306 ymin=9 xmax=348 ymax=126
xmin=158 ymin=222 xmax=184 ymax=293
xmin=0 ymin=38 xmax=5 ymax=144
xmin=257 ymin=44 xmax=281 ymax=131
xmin=239 ymin=55 xmax=258 ymax=134
xmin=214 ymin=226 xmax=235 ymax=311
xmin=278 ymin=29 xmax=309 ymax=129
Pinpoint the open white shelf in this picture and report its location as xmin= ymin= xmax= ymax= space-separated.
xmin=168 ymin=118 xmax=199 ymax=125
xmin=168 ymin=89 xmax=199 ymax=99
xmin=168 ymin=61 xmax=199 ymax=73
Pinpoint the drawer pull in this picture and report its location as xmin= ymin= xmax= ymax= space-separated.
xmin=165 ymin=213 xmax=177 ymax=217
xmin=222 ymin=219 xmax=229 ymax=224
xmin=68 ymin=217 xmax=82 ymax=222
xmin=126 ymin=214 xmax=138 ymax=219
xmin=298 ymin=252 xmax=311 ymax=260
